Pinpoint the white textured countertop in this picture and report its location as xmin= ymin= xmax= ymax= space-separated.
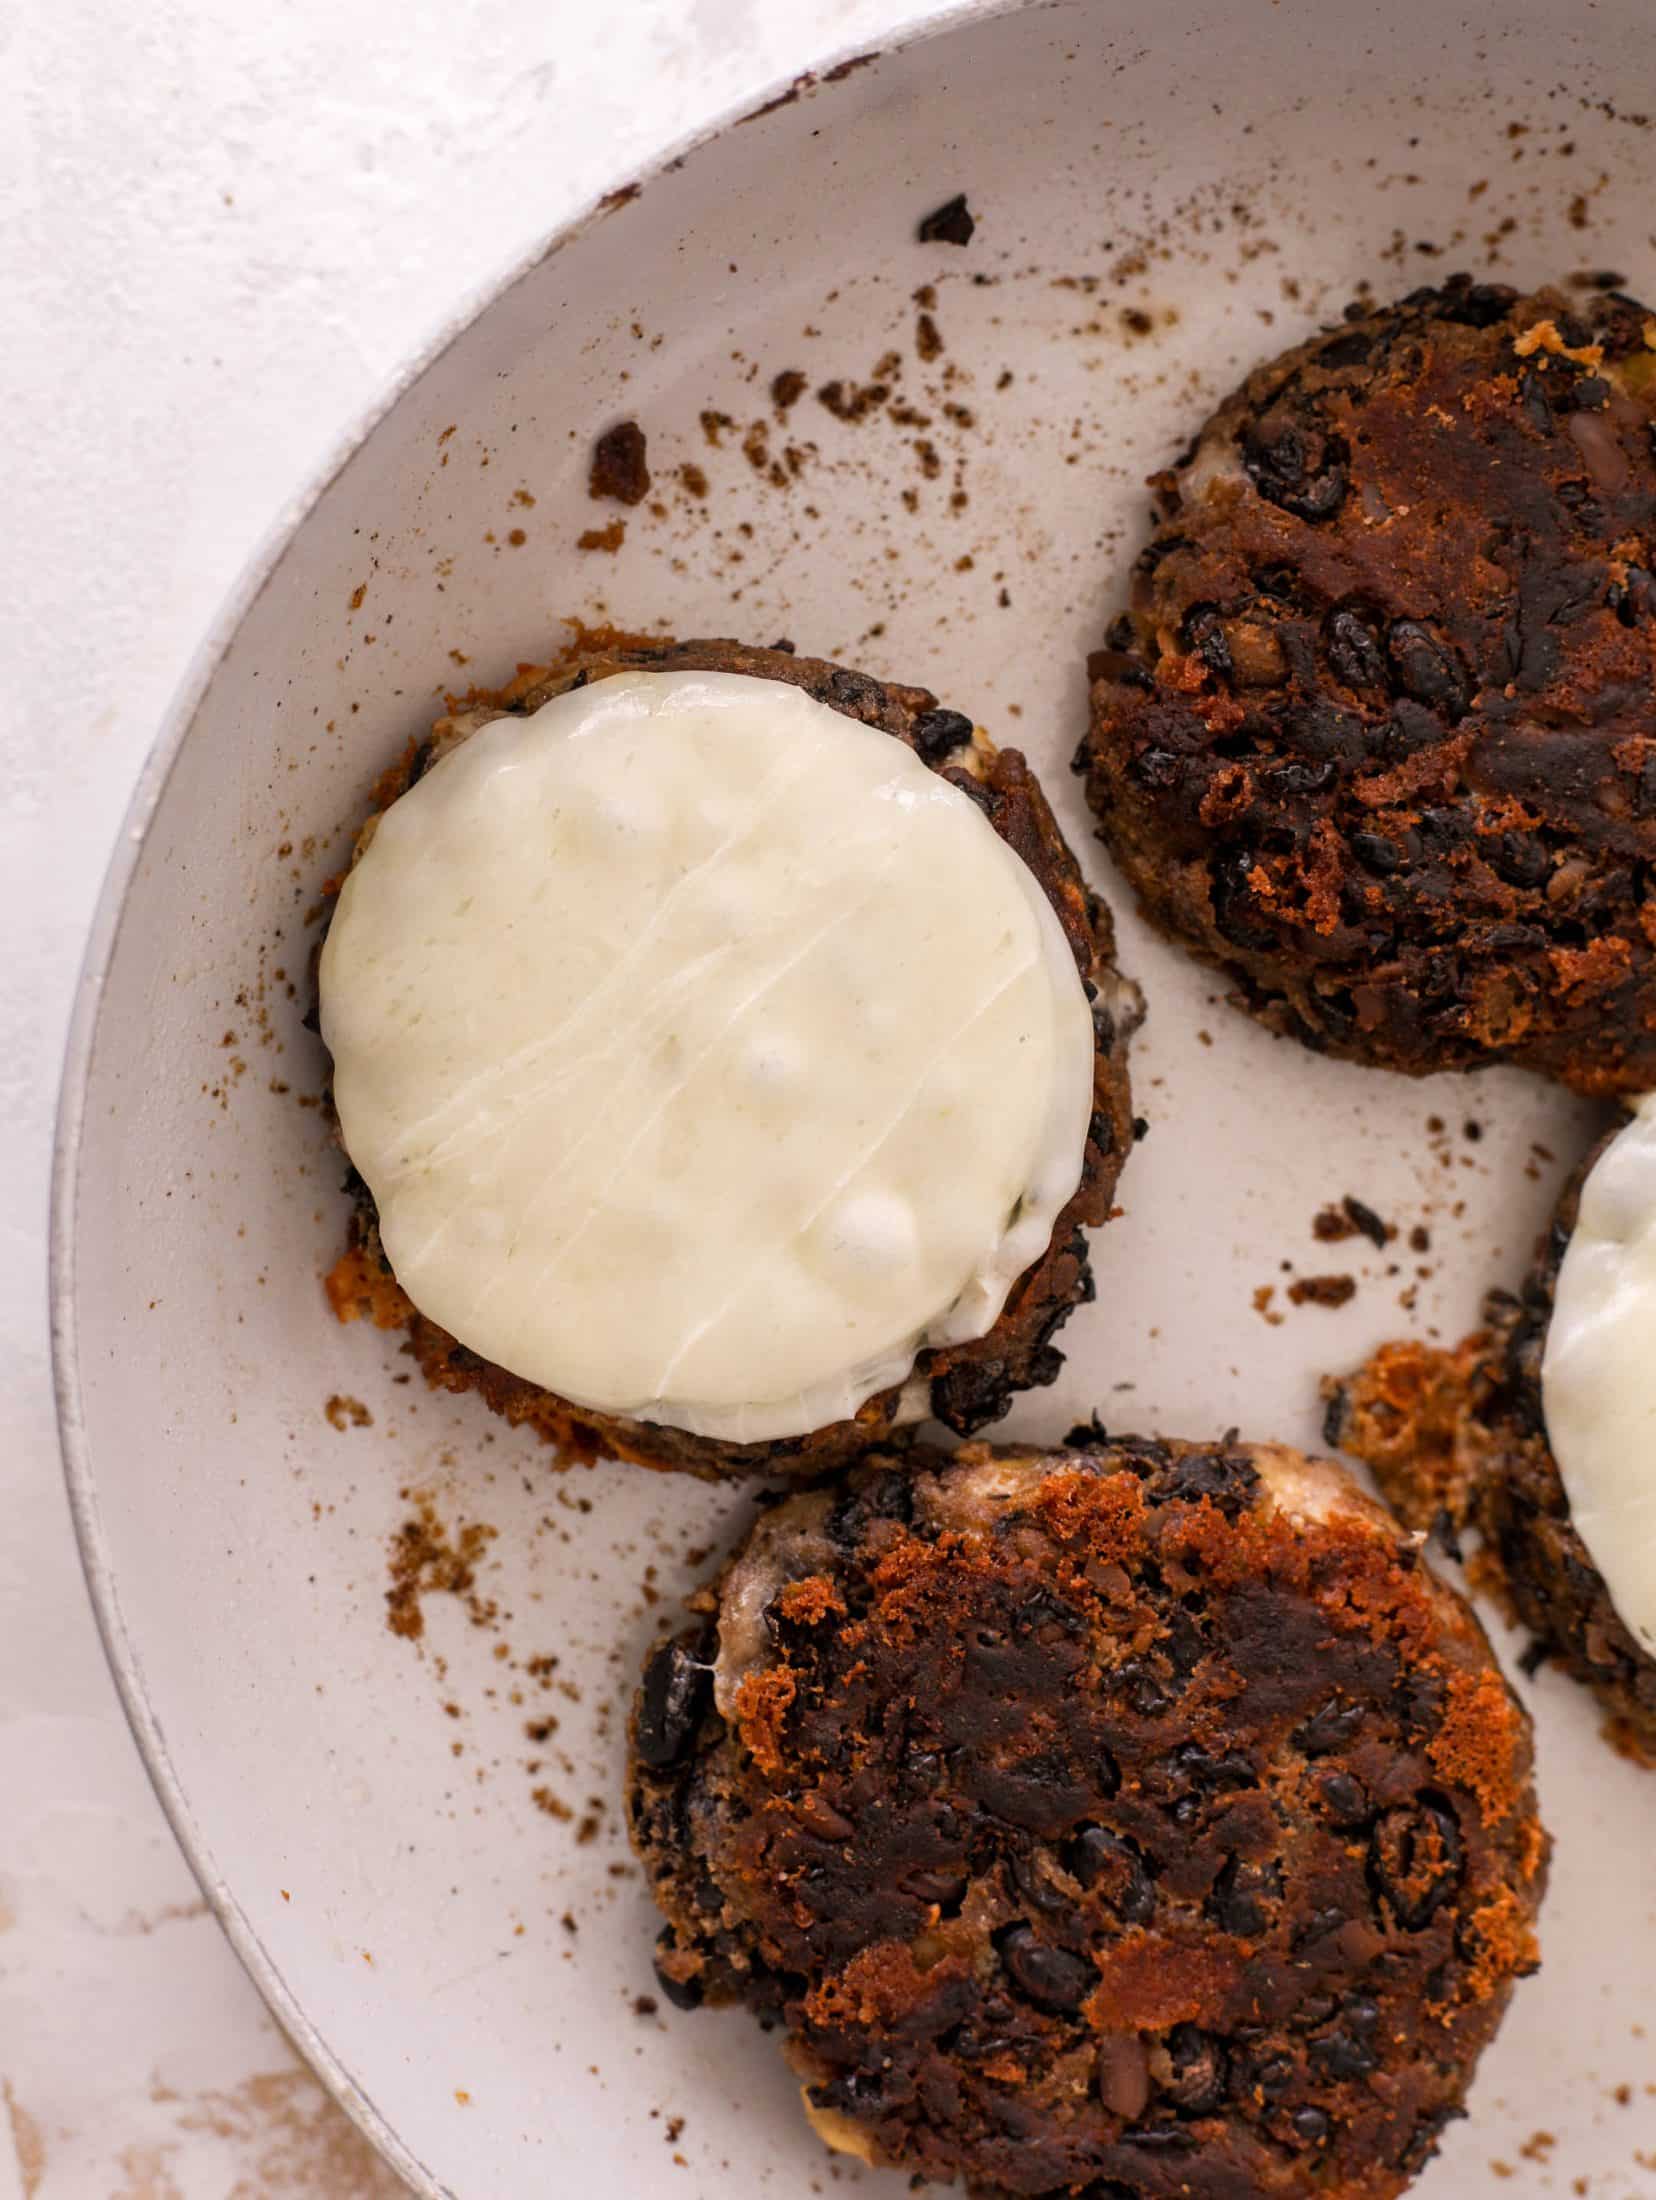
xmin=0 ymin=1 xmax=917 ymax=2188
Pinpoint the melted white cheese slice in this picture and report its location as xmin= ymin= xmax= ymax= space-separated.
xmin=1541 ymin=1094 xmax=1656 ymax=1653
xmin=320 ymin=669 xmax=1096 ymax=1441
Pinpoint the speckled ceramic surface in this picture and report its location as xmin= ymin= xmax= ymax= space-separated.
xmin=54 ymin=0 xmax=1656 ymax=2192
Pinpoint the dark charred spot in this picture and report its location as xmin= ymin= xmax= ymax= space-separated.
xmin=1294 ymin=1697 xmax=1367 ymax=1756
xmin=1180 ymin=602 xmax=1235 ymax=682
xmin=930 ymin=1359 xmax=1016 ymax=1436
xmin=825 ymin=666 xmax=887 ymax=721
xmin=1153 ymin=1447 xmax=1261 ymax=1515
xmin=1064 ymin=1827 xmax=1156 ymax=1925
xmin=1239 ymin=416 xmax=1350 ymax=522
xmin=827 ymin=1469 xmax=914 ymax=1550
xmin=1120 ymin=2121 xmax=1198 ymax=2155
xmin=1308 ymin=2028 xmax=1378 ymax=2081
xmin=1323 ymin=603 xmax=1388 ymax=690
xmin=1207 ymin=1854 xmax=1282 ymax=1937
xmin=1488 ymin=831 xmax=1551 ymax=888
xmin=635 ymin=1634 xmax=714 ymax=1769
xmin=1130 ymin=745 xmax=1184 ymax=790
xmin=1262 ymin=756 xmax=1337 ymax=799
xmin=1161 ymin=2025 xmax=1229 ymax=2114
xmin=1351 ymin=830 xmax=1403 ymax=875
xmin=1437 ymin=277 xmax=1518 ymax=328
xmin=910 ymin=707 xmax=976 ymax=766
xmin=993 ymin=1923 xmax=1093 ymax=2012
xmin=1368 ymin=1796 xmax=1465 ymax=1929
xmin=1316 ymin=1771 xmax=1370 ymax=1826
xmin=917 ymin=193 xmax=975 ymax=246
xmin=1210 ymin=845 xmax=1275 ymax=951
xmin=589 ymin=419 xmax=651 ymax=505
xmin=1385 ymin=620 xmax=1470 ymax=718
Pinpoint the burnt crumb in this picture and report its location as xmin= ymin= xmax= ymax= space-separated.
xmin=679 ymin=463 xmax=709 ymax=498
xmin=1313 ymin=1197 xmax=1392 ymax=1249
xmin=917 ymin=193 xmax=975 ymax=247
xmin=770 ymin=369 xmax=808 ymax=411
xmin=588 ymin=419 xmax=651 ymax=505
xmin=740 ymin=419 xmax=778 ymax=479
xmin=576 ymin=519 xmax=626 ymax=554
xmin=915 ymin=312 xmax=944 ymax=362
xmin=1288 ymin=1274 xmax=1357 ymax=1309
xmin=1342 ymin=1196 xmax=1391 ymax=1248
xmin=817 ymin=377 xmax=891 ymax=423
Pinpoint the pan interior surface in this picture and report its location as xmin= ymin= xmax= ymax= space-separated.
xmin=58 ymin=0 xmax=1656 ymax=2191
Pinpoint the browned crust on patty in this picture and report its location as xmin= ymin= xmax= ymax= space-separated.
xmin=1326 ymin=1122 xmax=1656 ymax=1763
xmin=1080 ymin=274 xmax=1656 ymax=1092
xmin=322 ymin=632 xmax=1141 ymax=1480
xmin=627 ymin=1435 xmax=1546 ymax=2197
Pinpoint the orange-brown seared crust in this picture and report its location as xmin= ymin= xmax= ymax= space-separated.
xmin=1080 ymin=274 xmax=1656 ymax=1092
xmin=1327 ymin=1125 xmax=1656 ymax=1763
xmin=627 ymin=1437 xmax=1545 ymax=2197
xmin=321 ymin=632 xmax=1141 ymax=1481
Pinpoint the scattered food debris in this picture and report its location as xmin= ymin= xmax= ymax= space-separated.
xmin=918 ymin=193 xmax=976 ymax=246
xmin=1312 ymin=1195 xmax=1392 ymax=1249
xmin=589 ymin=419 xmax=651 ymax=505
xmin=577 ymin=519 xmax=627 ymax=554
xmin=385 ymin=1497 xmax=499 ymax=1640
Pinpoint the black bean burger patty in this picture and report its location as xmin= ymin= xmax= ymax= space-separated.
xmin=1327 ymin=1124 xmax=1656 ymax=1764
xmin=1080 ymin=273 xmax=1656 ymax=1093
xmin=628 ymin=1435 xmax=1546 ymax=2197
xmin=323 ymin=633 xmax=1142 ymax=1481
